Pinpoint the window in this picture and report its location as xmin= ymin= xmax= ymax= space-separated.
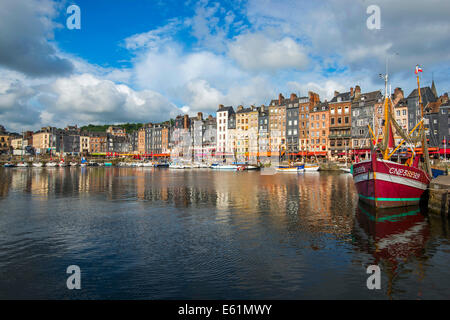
xmin=345 ymin=106 xmax=349 ymax=114
xmin=331 ymin=118 xmax=335 ymax=125
xmin=345 ymin=117 xmax=349 ymax=124
xmin=294 ymin=120 xmax=298 ymax=125
xmin=331 ymin=108 xmax=335 ymax=115
xmin=338 ymin=118 xmax=342 ymax=124
xmin=403 ymin=110 xmax=407 ymax=116
xmin=338 ymin=107 xmax=342 ymax=115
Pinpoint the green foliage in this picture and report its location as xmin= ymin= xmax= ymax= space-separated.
xmin=80 ymin=123 xmax=144 ymax=133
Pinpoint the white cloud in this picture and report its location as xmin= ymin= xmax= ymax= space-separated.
xmin=0 ymin=0 xmax=73 ymax=76
xmin=228 ymin=33 xmax=309 ymax=72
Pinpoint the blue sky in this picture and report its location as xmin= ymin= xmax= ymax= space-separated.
xmin=0 ymin=0 xmax=449 ymax=131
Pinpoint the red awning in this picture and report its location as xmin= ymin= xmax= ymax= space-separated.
xmin=439 ymin=149 xmax=450 ymax=154
xmin=352 ymin=149 xmax=371 ymax=155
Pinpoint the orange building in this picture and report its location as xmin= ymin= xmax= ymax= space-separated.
xmin=299 ymin=91 xmax=320 ymax=152
xmin=308 ymin=102 xmax=329 ymax=156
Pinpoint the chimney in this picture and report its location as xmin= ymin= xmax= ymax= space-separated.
xmin=218 ymin=104 xmax=224 ymax=109
xmin=334 ymin=91 xmax=340 ymax=97
xmin=197 ymin=112 xmax=203 ymax=120
xmin=278 ymin=93 xmax=284 ymax=105
xmin=183 ymin=114 xmax=189 ymax=129
xmin=350 ymin=87 xmax=354 ymax=96
xmin=290 ymin=93 xmax=297 ymax=101
xmin=354 ymin=85 xmax=361 ymax=99
xmin=237 ymin=105 xmax=244 ymax=111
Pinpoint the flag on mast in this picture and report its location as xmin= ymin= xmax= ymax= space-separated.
xmin=415 ymin=65 xmax=423 ymax=74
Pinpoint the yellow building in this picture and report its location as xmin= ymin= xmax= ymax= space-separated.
xmin=32 ymin=132 xmax=52 ymax=153
xmin=11 ymin=137 xmax=23 ymax=150
xmin=80 ymin=136 xmax=90 ymax=154
xmin=268 ymin=103 xmax=286 ymax=154
xmin=236 ymin=106 xmax=248 ymax=160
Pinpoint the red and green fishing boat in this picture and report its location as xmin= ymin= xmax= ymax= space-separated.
xmin=352 ymin=66 xmax=432 ymax=208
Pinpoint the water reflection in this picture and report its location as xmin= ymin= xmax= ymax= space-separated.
xmin=0 ymin=167 xmax=448 ymax=299
xmin=353 ymin=202 xmax=431 ymax=298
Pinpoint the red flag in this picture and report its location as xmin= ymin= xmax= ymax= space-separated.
xmin=415 ymin=65 xmax=423 ymax=74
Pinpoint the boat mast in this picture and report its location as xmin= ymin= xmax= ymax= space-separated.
xmin=382 ymin=73 xmax=390 ymax=160
xmin=416 ymin=70 xmax=432 ymax=177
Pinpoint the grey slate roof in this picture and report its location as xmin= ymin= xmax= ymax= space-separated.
xmin=407 ymin=87 xmax=437 ymax=103
xmin=330 ymin=91 xmax=351 ymax=103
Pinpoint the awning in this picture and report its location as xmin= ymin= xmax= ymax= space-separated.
xmin=308 ymin=151 xmax=327 ymax=156
xmin=352 ymin=149 xmax=371 ymax=155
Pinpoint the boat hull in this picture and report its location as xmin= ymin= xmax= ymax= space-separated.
xmin=304 ymin=164 xmax=320 ymax=172
xmin=276 ymin=165 xmax=304 ymax=172
xmin=353 ymin=159 xmax=430 ymax=208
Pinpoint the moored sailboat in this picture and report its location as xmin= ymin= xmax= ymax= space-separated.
xmin=352 ymin=67 xmax=432 ymax=208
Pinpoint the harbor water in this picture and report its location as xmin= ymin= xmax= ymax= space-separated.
xmin=0 ymin=167 xmax=449 ymax=299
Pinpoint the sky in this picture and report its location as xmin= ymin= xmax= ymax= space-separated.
xmin=0 ymin=0 xmax=449 ymax=132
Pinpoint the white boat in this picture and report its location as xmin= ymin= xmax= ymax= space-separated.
xmin=32 ymin=162 xmax=43 ymax=167
xmin=245 ymin=165 xmax=259 ymax=170
xmin=3 ymin=163 xmax=15 ymax=167
xmin=16 ymin=162 xmax=29 ymax=167
xmin=276 ymin=165 xmax=304 ymax=172
xmin=142 ymin=161 xmax=153 ymax=167
xmin=304 ymin=164 xmax=320 ymax=172
xmin=70 ymin=162 xmax=78 ymax=166
xmin=46 ymin=162 xmax=57 ymax=167
xmin=210 ymin=164 xmax=238 ymax=171
xmin=169 ymin=163 xmax=187 ymax=169
xmin=80 ymin=163 xmax=87 ymax=167
xmin=58 ymin=161 xmax=68 ymax=167
xmin=340 ymin=167 xmax=351 ymax=173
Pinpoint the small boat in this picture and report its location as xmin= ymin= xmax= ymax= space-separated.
xmin=142 ymin=161 xmax=153 ymax=167
xmin=70 ymin=162 xmax=78 ymax=166
xmin=58 ymin=161 xmax=68 ymax=167
xmin=169 ymin=163 xmax=187 ymax=169
xmin=46 ymin=162 xmax=57 ymax=167
xmin=32 ymin=162 xmax=43 ymax=167
xmin=431 ymin=167 xmax=446 ymax=178
xmin=245 ymin=165 xmax=259 ymax=170
xmin=3 ymin=163 xmax=15 ymax=168
xmin=276 ymin=165 xmax=304 ymax=172
xmin=16 ymin=162 xmax=29 ymax=167
xmin=304 ymin=164 xmax=320 ymax=172
xmin=80 ymin=163 xmax=87 ymax=167
xmin=210 ymin=164 xmax=238 ymax=171
xmin=340 ymin=167 xmax=351 ymax=173
xmin=154 ymin=163 xmax=169 ymax=168
xmin=104 ymin=162 xmax=113 ymax=167
xmin=88 ymin=161 xmax=99 ymax=167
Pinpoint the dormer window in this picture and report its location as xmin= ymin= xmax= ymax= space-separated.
xmin=337 ymin=97 xmax=342 ymax=102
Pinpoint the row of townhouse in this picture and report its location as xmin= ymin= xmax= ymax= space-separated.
xmin=3 ymin=80 xmax=448 ymax=160
xmin=214 ymin=81 xmax=449 ymax=160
